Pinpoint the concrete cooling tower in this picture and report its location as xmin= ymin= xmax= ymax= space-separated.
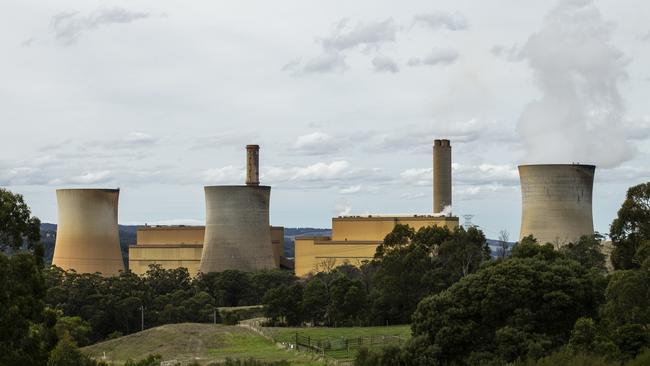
xmin=518 ymin=164 xmax=595 ymax=245
xmin=433 ymin=139 xmax=452 ymax=214
xmin=52 ymin=189 xmax=125 ymax=276
xmin=199 ymin=145 xmax=275 ymax=273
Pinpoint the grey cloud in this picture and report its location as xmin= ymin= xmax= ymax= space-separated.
xmin=372 ymin=56 xmax=399 ymax=73
xmin=320 ymin=18 xmax=397 ymax=52
xmin=302 ymin=52 xmax=348 ymax=74
xmin=490 ymin=44 xmax=523 ymax=62
xmin=413 ymin=11 xmax=469 ymax=31
xmin=408 ymin=47 xmax=459 ymax=66
xmin=287 ymin=18 xmax=397 ymax=75
xmin=50 ymin=7 xmax=150 ymax=45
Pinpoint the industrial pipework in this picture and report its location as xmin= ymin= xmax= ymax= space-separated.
xmin=246 ymin=144 xmax=260 ymax=186
xmin=52 ymin=188 xmax=125 ymax=276
xmin=518 ymin=164 xmax=595 ymax=246
xmin=199 ymin=144 xmax=275 ymax=273
xmin=433 ymin=139 xmax=452 ymax=214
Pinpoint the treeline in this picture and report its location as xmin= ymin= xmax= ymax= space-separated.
xmin=263 ymin=225 xmax=491 ymax=327
xmin=354 ymin=182 xmax=650 ymax=365
xmin=45 ymin=265 xmax=296 ymax=343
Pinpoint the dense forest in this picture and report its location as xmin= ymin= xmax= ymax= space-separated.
xmin=1 ymin=182 xmax=650 ymax=365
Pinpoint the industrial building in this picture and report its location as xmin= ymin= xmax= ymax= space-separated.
xmin=518 ymin=164 xmax=595 ymax=245
xmin=128 ymin=225 xmax=288 ymax=276
xmin=294 ymin=139 xmax=459 ymax=277
xmin=295 ymin=215 xmax=458 ymax=276
xmin=52 ymin=188 xmax=125 ymax=276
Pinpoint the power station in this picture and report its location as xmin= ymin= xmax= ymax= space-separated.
xmin=518 ymin=164 xmax=595 ymax=245
xmin=48 ymin=140 xmax=605 ymax=277
xmin=52 ymin=188 xmax=125 ymax=276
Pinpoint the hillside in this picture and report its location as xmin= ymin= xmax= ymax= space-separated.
xmin=82 ymin=323 xmax=324 ymax=365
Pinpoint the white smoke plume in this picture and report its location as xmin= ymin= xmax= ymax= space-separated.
xmin=433 ymin=205 xmax=452 ymax=217
xmin=517 ymin=0 xmax=634 ymax=168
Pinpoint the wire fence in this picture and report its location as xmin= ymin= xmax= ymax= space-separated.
xmin=240 ymin=319 xmax=406 ymax=365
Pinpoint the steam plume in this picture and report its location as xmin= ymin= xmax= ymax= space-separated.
xmin=517 ymin=0 xmax=633 ymax=168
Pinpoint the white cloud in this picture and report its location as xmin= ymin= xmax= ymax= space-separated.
xmin=49 ymin=7 xmax=151 ymax=45
xmin=266 ymin=161 xmax=351 ymax=182
xmin=123 ymin=132 xmax=156 ymax=144
xmin=49 ymin=171 xmax=114 ymax=185
xmin=413 ymin=11 xmax=469 ymax=31
xmin=372 ymin=56 xmax=399 ymax=73
xmin=339 ymin=184 xmax=362 ymax=194
xmin=400 ymin=168 xmax=432 ymax=186
xmin=200 ymin=166 xmax=243 ymax=184
xmin=408 ymin=47 xmax=459 ymax=66
xmin=292 ymin=132 xmax=342 ymax=155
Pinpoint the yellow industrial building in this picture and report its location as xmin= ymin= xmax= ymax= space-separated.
xmin=294 ymin=215 xmax=459 ymax=277
xmin=128 ymin=225 xmax=287 ymax=276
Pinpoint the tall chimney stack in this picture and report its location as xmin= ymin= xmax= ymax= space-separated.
xmin=433 ymin=139 xmax=452 ymax=214
xmin=246 ymin=145 xmax=260 ymax=186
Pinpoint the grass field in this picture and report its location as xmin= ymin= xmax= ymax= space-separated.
xmin=263 ymin=324 xmax=411 ymax=362
xmin=265 ymin=324 xmax=411 ymax=344
xmin=82 ymin=323 xmax=325 ymax=365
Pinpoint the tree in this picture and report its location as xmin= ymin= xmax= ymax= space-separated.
xmin=561 ymin=235 xmax=607 ymax=272
xmin=369 ymin=225 xmax=489 ymax=325
xmin=610 ymin=182 xmax=650 ymax=270
xmin=496 ymin=229 xmax=511 ymax=259
xmin=408 ymin=253 xmax=605 ymax=364
xmin=54 ymin=316 xmax=92 ymax=347
xmin=0 ymin=188 xmax=41 ymax=250
xmin=0 ymin=252 xmax=49 ymax=365
xmin=301 ymin=278 xmax=328 ymax=325
xmin=47 ymin=332 xmax=100 ymax=366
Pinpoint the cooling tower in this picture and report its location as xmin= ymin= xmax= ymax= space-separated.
xmin=199 ymin=186 xmax=275 ymax=272
xmin=199 ymin=144 xmax=275 ymax=273
xmin=518 ymin=164 xmax=595 ymax=245
xmin=433 ymin=139 xmax=452 ymax=214
xmin=52 ymin=189 xmax=125 ymax=276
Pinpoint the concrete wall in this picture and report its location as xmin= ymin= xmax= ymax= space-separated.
xmin=295 ymin=216 xmax=459 ymax=277
xmin=200 ymin=186 xmax=276 ymax=273
xmin=519 ymin=164 xmax=595 ymax=245
xmin=433 ymin=139 xmax=452 ymax=214
xmin=53 ymin=189 xmax=125 ymax=276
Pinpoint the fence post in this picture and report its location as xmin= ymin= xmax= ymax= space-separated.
xmin=308 ymin=336 xmax=311 ymax=349
xmin=295 ymin=332 xmax=299 ymax=351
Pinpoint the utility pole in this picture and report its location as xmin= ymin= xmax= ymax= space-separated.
xmin=140 ymin=305 xmax=144 ymax=332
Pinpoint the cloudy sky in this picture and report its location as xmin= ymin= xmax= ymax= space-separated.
xmin=1 ymin=0 xmax=649 ymax=239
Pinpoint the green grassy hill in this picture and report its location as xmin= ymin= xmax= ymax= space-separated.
xmin=81 ymin=323 xmax=324 ymax=365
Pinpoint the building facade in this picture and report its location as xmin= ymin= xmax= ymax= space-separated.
xmin=294 ymin=215 xmax=458 ymax=277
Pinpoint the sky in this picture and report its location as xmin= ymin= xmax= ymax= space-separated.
xmin=1 ymin=0 xmax=649 ymax=239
